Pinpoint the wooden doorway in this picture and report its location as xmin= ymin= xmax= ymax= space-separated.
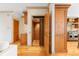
xmin=13 ymin=20 xmax=19 ymax=43
xmin=32 ymin=16 xmax=44 ymax=47
xmin=32 ymin=13 xmax=51 ymax=55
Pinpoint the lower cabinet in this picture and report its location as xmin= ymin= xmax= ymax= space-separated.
xmin=20 ymin=34 xmax=27 ymax=45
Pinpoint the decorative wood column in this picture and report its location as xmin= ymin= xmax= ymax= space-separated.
xmin=44 ymin=12 xmax=50 ymax=55
xmin=55 ymin=4 xmax=70 ymax=52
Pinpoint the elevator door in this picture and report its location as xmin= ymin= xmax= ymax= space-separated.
xmin=33 ymin=22 xmax=40 ymax=46
xmin=32 ymin=16 xmax=44 ymax=46
xmin=34 ymin=23 xmax=40 ymax=41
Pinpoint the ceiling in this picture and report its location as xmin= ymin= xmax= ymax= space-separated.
xmin=1 ymin=3 xmax=79 ymax=18
xmin=0 ymin=3 xmax=48 ymax=12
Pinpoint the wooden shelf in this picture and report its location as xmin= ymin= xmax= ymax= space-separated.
xmin=67 ymin=18 xmax=79 ymax=28
xmin=67 ymin=18 xmax=79 ymax=41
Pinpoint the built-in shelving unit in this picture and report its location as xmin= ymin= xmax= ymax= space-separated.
xmin=67 ymin=18 xmax=79 ymax=41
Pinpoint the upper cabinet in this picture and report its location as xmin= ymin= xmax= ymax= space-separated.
xmin=22 ymin=11 xmax=27 ymax=24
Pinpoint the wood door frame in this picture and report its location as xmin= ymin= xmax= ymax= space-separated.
xmin=32 ymin=20 xmax=35 ymax=45
xmin=31 ymin=14 xmax=50 ymax=56
xmin=28 ymin=4 xmax=50 ymax=55
xmin=44 ymin=13 xmax=50 ymax=55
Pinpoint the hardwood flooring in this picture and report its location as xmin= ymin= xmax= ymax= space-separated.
xmin=18 ymin=46 xmax=45 ymax=56
xmin=15 ymin=40 xmax=79 ymax=56
xmin=54 ymin=41 xmax=79 ymax=56
xmin=15 ymin=40 xmax=46 ymax=56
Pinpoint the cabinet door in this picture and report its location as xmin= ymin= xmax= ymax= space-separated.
xmin=55 ymin=8 xmax=68 ymax=52
xmin=13 ymin=20 xmax=19 ymax=42
xmin=21 ymin=34 xmax=27 ymax=45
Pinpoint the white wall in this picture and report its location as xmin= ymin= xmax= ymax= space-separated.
xmin=27 ymin=9 xmax=48 ymax=46
xmin=0 ymin=13 xmax=13 ymax=43
xmin=67 ymin=4 xmax=79 ymax=18
xmin=19 ymin=17 xmax=25 ymax=34
xmin=49 ymin=4 xmax=55 ymax=54
xmin=19 ymin=17 xmax=27 ymax=39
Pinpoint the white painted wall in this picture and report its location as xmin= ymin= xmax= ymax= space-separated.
xmin=19 ymin=17 xmax=27 ymax=39
xmin=0 ymin=13 xmax=13 ymax=43
xmin=67 ymin=4 xmax=79 ymax=18
xmin=27 ymin=9 xmax=48 ymax=46
xmin=19 ymin=17 xmax=24 ymax=34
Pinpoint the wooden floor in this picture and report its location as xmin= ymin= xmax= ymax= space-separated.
xmin=15 ymin=40 xmax=46 ymax=56
xmin=18 ymin=46 xmax=46 ymax=56
xmin=54 ymin=41 xmax=79 ymax=56
xmin=15 ymin=41 xmax=79 ymax=56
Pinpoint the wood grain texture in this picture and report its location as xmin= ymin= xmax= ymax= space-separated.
xmin=44 ymin=13 xmax=50 ymax=55
xmin=55 ymin=4 xmax=70 ymax=52
xmin=15 ymin=41 xmax=79 ymax=56
xmin=20 ymin=34 xmax=27 ymax=45
xmin=13 ymin=20 xmax=19 ymax=43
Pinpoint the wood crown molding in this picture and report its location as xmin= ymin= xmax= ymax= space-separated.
xmin=55 ymin=4 xmax=71 ymax=9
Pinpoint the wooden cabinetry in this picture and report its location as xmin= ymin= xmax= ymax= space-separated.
xmin=67 ymin=18 xmax=79 ymax=41
xmin=55 ymin=4 xmax=70 ymax=52
xmin=67 ymin=18 xmax=79 ymax=28
xmin=13 ymin=20 xmax=19 ymax=43
xmin=20 ymin=34 xmax=27 ymax=45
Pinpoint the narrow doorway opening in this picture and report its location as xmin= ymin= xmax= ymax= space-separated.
xmin=32 ymin=16 xmax=44 ymax=47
